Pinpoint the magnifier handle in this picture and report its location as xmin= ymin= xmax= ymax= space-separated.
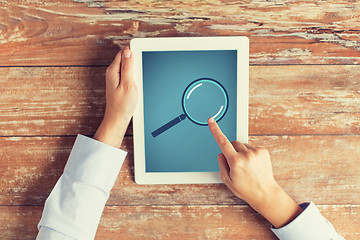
xmin=151 ymin=114 xmax=186 ymax=138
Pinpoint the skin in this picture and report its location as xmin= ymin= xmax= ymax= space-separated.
xmin=94 ymin=46 xmax=138 ymax=148
xmin=207 ymin=117 xmax=303 ymax=228
xmin=94 ymin=46 xmax=303 ymax=229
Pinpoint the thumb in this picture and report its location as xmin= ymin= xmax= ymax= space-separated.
xmin=120 ymin=46 xmax=135 ymax=86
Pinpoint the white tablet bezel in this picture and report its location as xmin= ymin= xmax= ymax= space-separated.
xmin=130 ymin=36 xmax=249 ymax=184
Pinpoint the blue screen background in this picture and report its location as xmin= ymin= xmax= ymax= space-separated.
xmin=142 ymin=50 xmax=237 ymax=172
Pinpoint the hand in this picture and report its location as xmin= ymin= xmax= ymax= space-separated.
xmin=207 ymin=117 xmax=277 ymax=206
xmin=208 ymin=117 xmax=303 ymax=228
xmin=94 ymin=46 xmax=138 ymax=148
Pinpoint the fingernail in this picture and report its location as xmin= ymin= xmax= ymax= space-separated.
xmin=124 ymin=50 xmax=131 ymax=58
xmin=209 ymin=118 xmax=214 ymax=124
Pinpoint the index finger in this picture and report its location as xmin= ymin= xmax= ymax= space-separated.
xmin=208 ymin=117 xmax=237 ymax=160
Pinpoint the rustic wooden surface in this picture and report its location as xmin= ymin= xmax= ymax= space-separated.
xmin=1 ymin=0 xmax=360 ymax=239
xmin=1 ymin=205 xmax=359 ymax=240
xmin=1 ymin=0 xmax=360 ymax=66
xmin=1 ymin=135 xmax=360 ymax=206
xmin=1 ymin=65 xmax=360 ymax=136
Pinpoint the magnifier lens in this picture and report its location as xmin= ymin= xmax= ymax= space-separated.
xmin=183 ymin=80 xmax=227 ymax=125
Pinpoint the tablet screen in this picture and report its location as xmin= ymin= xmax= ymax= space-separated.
xmin=142 ymin=50 xmax=237 ymax=172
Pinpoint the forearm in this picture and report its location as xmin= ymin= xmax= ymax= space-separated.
xmin=94 ymin=113 xmax=131 ymax=148
xmin=37 ymin=135 xmax=127 ymax=239
xmin=271 ymin=201 xmax=345 ymax=240
xmin=249 ymin=183 xmax=303 ymax=229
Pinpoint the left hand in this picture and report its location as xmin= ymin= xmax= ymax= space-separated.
xmin=94 ymin=46 xmax=138 ymax=148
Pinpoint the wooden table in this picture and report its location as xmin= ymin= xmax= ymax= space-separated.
xmin=1 ymin=1 xmax=359 ymax=239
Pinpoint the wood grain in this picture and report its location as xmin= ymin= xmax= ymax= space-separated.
xmin=0 ymin=205 xmax=359 ymax=240
xmin=0 ymin=67 xmax=108 ymax=136
xmin=0 ymin=1 xmax=360 ymax=65
xmin=1 ymin=1 xmax=359 ymax=238
xmin=1 ymin=65 xmax=360 ymax=136
xmin=1 ymin=135 xmax=359 ymax=206
xmin=250 ymin=64 xmax=360 ymax=134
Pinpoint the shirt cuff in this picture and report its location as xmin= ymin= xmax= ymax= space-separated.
xmin=36 ymin=226 xmax=74 ymax=240
xmin=271 ymin=202 xmax=340 ymax=240
xmin=64 ymin=134 xmax=127 ymax=193
xmin=37 ymin=134 xmax=127 ymax=239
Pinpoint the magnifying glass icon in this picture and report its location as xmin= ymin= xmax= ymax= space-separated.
xmin=151 ymin=77 xmax=229 ymax=138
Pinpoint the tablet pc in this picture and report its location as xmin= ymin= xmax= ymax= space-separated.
xmin=130 ymin=36 xmax=249 ymax=184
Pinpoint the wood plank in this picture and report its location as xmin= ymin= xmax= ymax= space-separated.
xmin=0 ymin=1 xmax=360 ymax=65
xmin=250 ymin=65 xmax=360 ymax=134
xmin=0 ymin=205 xmax=358 ymax=240
xmin=0 ymin=66 xmax=109 ymax=136
xmin=1 ymin=65 xmax=360 ymax=136
xmin=1 ymin=135 xmax=359 ymax=206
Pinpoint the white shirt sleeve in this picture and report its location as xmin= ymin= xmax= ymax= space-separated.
xmin=36 ymin=134 xmax=127 ymax=240
xmin=271 ymin=202 xmax=345 ymax=240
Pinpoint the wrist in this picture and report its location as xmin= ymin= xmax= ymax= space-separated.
xmin=94 ymin=116 xmax=130 ymax=148
xmin=247 ymin=182 xmax=282 ymax=212
xmin=250 ymin=183 xmax=303 ymax=229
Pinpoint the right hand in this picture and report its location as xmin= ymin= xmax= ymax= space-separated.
xmin=207 ymin=117 xmax=278 ymax=207
xmin=208 ymin=117 xmax=303 ymax=228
